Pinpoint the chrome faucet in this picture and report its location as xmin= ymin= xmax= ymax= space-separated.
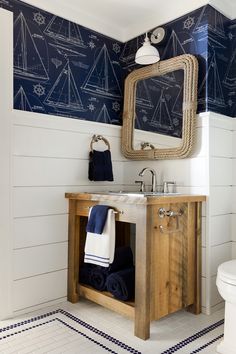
xmin=138 ymin=167 xmax=157 ymax=192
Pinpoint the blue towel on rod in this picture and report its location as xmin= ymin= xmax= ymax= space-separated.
xmin=88 ymin=149 xmax=114 ymax=181
xmin=86 ymin=205 xmax=110 ymax=234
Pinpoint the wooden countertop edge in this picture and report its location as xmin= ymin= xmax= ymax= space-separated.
xmin=65 ymin=192 xmax=206 ymax=204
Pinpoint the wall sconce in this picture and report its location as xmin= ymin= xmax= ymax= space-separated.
xmin=135 ymin=27 xmax=165 ymax=65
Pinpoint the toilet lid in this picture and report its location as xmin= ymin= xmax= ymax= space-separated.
xmin=218 ymin=260 xmax=236 ymax=285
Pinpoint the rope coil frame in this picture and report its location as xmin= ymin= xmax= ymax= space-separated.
xmin=121 ymin=54 xmax=199 ymax=160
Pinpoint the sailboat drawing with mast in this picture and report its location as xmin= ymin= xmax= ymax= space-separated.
xmin=136 ymin=80 xmax=153 ymax=108
xmin=150 ymin=90 xmax=174 ymax=131
xmin=199 ymin=51 xmax=225 ymax=107
xmin=14 ymin=86 xmax=33 ymax=111
xmin=119 ymin=37 xmax=140 ymax=67
xmin=44 ymin=60 xmax=85 ymax=111
xmin=193 ymin=6 xmax=226 ymax=39
xmin=81 ymin=44 xmax=121 ymax=99
xmin=14 ymin=12 xmax=49 ymax=81
xmin=96 ymin=104 xmax=112 ymax=123
xmin=223 ymin=47 xmax=236 ymax=87
xmin=172 ymin=85 xmax=183 ymax=117
xmin=162 ymin=30 xmax=186 ymax=59
xmin=44 ymin=16 xmax=86 ymax=48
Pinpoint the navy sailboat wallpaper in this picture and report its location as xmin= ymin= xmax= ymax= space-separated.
xmin=1 ymin=0 xmax=236 ymax=138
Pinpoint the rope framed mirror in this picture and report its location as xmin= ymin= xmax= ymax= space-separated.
xmin=121 ymin=54 xmax=199 ymax=160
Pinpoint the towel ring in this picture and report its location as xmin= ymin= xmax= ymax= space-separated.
xmin=90 ymin=134 xmax=111 ymax=151
xmin=141 ymin=142 xmax=155 ymax=150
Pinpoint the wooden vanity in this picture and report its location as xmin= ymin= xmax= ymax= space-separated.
xmin=65 ymin=192 xmax=205 ymax=340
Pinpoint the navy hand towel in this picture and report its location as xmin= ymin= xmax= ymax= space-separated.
xmin=86 ymin=205 xmax=110 ymax=234
xmin=88 ymin=149 xmax=114 ymax=181
xmin=106 ymin=266 xmax=135 ymax=301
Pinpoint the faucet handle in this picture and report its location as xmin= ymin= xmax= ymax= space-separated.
xmin=163 ymin=181 xmax=176 ymax=193
xmin=135 ymin=180 xmax=145 ymax=192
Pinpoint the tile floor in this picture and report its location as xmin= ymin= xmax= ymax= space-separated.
xmin=0 ymin=299 xmax=224 ymax=354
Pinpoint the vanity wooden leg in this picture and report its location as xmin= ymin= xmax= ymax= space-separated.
xmin=67 ymin=200 xmax=80 ymax=303
xmin=134 ymin=206 xmax=151 ymax=340
xmin=188 ymin=202 xmax=202 ymax=315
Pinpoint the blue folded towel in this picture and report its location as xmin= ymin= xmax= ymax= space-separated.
xmin=86 ymin=205 xmax=110 ymax=234
xmin=90 ymin=267 xmax=108 ymax=291
xmin=88 ymin=149 xmax=114 ymax=181
xmin=79 ymin=263 xmax=95 ymax=286
xmin=80 ymin=247 xmax=134 ymax=293
xmin=108 ymin=246 xmax=134 ymax=273
xmin=106 ymin=266 xmax=135 ymax=301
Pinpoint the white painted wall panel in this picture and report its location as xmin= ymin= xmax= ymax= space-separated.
xmin=13 ymin=270 xmax=67 ymax=311
xmin=210 ymin=158 xmax=232 ymax=186
xmin=202 ymin=247 xmax=206 ymax=277
xmin=13 ymin=157 xmax=124 ymax=187
xmin=14 ymin=125 xmax=124 ymax=161
xmin=13 ymin=215 xmax=68 ymax=249
xmin=13 ymin=243 xmax=68 ymax=280
xmin=210 ymin=214 xmax=231 ymax=246
xmin=210 ymin=127 xmax=233 ymax=158
xmin=232 ymin=242 xmax=236 ymax=258
xmin=231 ymin=215 xmax=236 ymax=242
xmin=209 ymin=187 xmax=232 ymax=216
xmin=0 ymin=8 xmax=13 ymax=319
xmin=210 ymin=243 xmax=232 ymax=276
xmin=210 ymin=276 xmax=222 ymax=307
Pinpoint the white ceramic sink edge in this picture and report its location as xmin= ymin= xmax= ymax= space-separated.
xmin=108 ymin=191 xmax=180 ymax=197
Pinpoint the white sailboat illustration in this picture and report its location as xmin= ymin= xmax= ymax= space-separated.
xmin=119 ymin=37 xmax=140 ymax=66
xmin=172 ymin=85 xmax=183 ymax=117
xmin=136 ymin=80 xmax=153 ymax=108
xmin=14 ymin=86 xmax=33 ymax=111
xmin=193 ymin=6 xmax=226 ymax=39
xmin=81 ymin=44 xmax=122 ymax=99
xmin=199 ymin=51 xmax=225 ymax=107
xmin=44 ymin=60 xmax=85 ymax=111
xmin=96 ymin=104 xmax=112 ymax=123
xmin=44 ymin=16 xmax=86 ymax=48
xmin=149 ymin=90 xmax=174 ymax=131
xmin=223 ymin=48 xmax=236 ymax=87
xmin=14 ymin=12 xmax=49 ymax=81
xmin=162 ymin=30 xmax=186 ymax=59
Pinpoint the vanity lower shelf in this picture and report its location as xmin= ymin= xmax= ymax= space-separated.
xmin=79 ymin=284 xmax=135 ymax=319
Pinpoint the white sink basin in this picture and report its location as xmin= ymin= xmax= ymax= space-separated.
xmin=108 ymin=191 xmax=180 ymax=197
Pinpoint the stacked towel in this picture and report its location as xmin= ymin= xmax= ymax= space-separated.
xmin=84 ymin=206 xmax=115 ymax=267
xmin=108 ymin=246 xmax=134 ymax=273
xmin=88 ymin=150 xmax=114 ymax=181
xmin=80 ymin=246 xmax=134 ymax=292
xmin=106 ymin=267 xmax=135 ymax=301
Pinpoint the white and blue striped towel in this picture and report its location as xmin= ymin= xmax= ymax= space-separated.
xmin=84 ymin=208 xmax=115 ymax=267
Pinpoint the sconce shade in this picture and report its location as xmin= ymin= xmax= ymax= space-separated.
xmin=135 ymin=33 xmax=160 ymax=65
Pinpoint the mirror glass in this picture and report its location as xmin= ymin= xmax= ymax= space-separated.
xmin=121 ymin=54 xmax=198 ymax=160
xmin=134 ymin=69 xmax=184 ymax=151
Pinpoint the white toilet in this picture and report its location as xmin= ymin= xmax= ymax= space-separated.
xmin=216 ymin=260 xmax=236 ymax=354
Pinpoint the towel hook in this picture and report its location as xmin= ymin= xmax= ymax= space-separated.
xmin=90 ymin=134 xmax=111 ymax=151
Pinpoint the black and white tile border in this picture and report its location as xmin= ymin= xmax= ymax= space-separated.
xmin=0 ymin=309 xmax=141 ymax=354
xmin=0 ymin=308 xmax=224 ymax=354
xmin=161 ymin=318 xmax=224 ymax=353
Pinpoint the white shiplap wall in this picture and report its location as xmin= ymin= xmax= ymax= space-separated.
xmin=231 ymin=121 xmax=236 ymax=259
xmin=208 ymin=113 xmax=233 ymax=313
xmin=12 ymin=111 xmax=126 ymax=314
